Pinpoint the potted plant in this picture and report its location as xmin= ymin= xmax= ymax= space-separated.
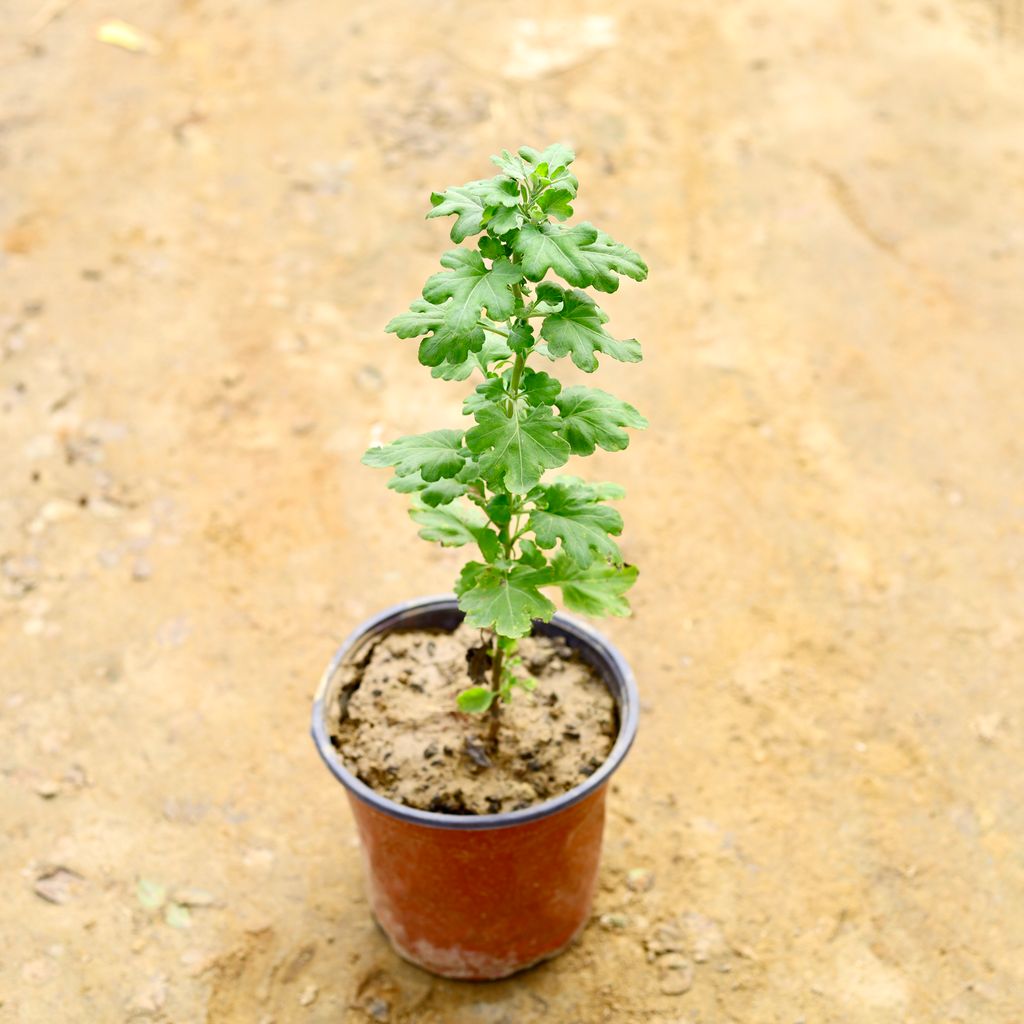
xmin=311 ymin=143 xmax=648 ymax=980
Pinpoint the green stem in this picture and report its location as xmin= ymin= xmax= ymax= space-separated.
xmin=504 ymin=278 xmax=529 ymax=413
xmin=487 ymin=633 xmax=504 ymax=750
xmin=483 ymin=210 xmax=537 ymax=752
xmin=480 ymin=322 xmax=510 ymax=338
xmin=508 ymin=352 xmax=526 ymax=399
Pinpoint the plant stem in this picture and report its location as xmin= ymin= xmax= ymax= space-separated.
xmin=480 ymin=322 xmax=510 ymax=338
xmin=486 ymin=220 xmax=532 ymax=751
xmin=505 ymin=279 xmax=528 ymax=413
xmin=487 ymin=632 xmax=504 ymax=750
xmin=508 ymin=352 xmax=525 ymax=399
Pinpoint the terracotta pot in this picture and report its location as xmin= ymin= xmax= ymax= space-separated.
xmin=310 ymin=595 xmax=639 ymax=980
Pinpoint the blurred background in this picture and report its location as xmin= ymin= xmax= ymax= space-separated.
xmin=2 ymin=1 xmax=1023 ymax=1020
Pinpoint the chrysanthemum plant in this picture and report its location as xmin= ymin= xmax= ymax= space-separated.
xmin=363 ymin=144 xmax=647 ymax=745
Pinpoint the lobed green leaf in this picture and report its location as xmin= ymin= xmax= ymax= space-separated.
xmin=427 ymin=177 xmax=520 ymax=243
xmin=387 ymin=472 xmax=467 ymax=506
xmin=385 ymin=298 xmax=449 ymax=339
xmin=555 ymin=387 xmax=649 ymax=455
xmin=536 ymin=555 xmax=638 ymax=617
xmin=576 ymin=230 xmax=648 ymax=293
xmin=512 ymin=222 xmax=600 ymax=288
xmin=529 ymin=479 xmax=624 ymax=567
xmin=456 ymin=561 xmax=556 ymax=638
xmin=409 ymin=499 xmax=501 ymax=560
xmin=362 ymin=429 xmax=466 ymax=481
xmin=419 ymin=249 xmax=522 ymax=365
xmin=429 ymin=329 xmax=512 ymax=381
xmin=465 ymin=403 xmax=571 ymax=494
xmin=540 ymin=288 xmax=642 ymax=372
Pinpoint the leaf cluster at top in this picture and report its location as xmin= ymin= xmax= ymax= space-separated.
xmin=363 ymin=143 xmax=648 ymax=653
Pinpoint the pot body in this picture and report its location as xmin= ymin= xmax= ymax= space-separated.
xmin=346 ymin=783 xmax=607 ymax=978
xmin=310 ymin=596 xmax=639 ymax=980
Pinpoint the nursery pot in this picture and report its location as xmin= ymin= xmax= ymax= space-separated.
xmin=310 ymin=595 xmax=639 ymax=981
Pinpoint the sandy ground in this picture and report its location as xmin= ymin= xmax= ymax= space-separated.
xmin=3 ymin=0 xmax=1024 ymax=1021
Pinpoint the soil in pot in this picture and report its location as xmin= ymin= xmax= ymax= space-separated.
xmin=329 ymin=624 xmax=616 ymax=814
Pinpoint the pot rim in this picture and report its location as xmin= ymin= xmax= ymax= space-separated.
xmin=310 ymin=594 xmax=639 ymax=831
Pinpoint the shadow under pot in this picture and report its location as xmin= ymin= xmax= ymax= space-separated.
xmin=310 ymin=594 xmax=639 ymax=981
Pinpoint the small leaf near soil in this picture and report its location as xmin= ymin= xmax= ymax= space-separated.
xmin=164 ymin=902 xmax=192 ymax=929
xmin=137 ymin=878 xmax=167 ymax=910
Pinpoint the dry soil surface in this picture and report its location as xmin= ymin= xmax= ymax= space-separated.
xmin=3 ymin=1 xmax=1024 ymax=1022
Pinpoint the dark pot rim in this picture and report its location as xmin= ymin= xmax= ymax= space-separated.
xmin=310 ymin=594 xmax=639 ymax=831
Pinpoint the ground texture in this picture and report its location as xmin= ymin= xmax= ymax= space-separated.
xmin=3 ymin=1 xmax=1024 ymax=1021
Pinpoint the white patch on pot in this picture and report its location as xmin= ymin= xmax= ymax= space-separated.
xmin=372 ymin=894 xmax=585 ymax=980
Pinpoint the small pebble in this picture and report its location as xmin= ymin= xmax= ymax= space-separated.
xmin=464 ymin=737 xmax=492 ymax=769
xmin=298 ymin=983 xmax=318 ymax=1007
xmin=172 ymin=887 xmax=215 ymax=907
xmin=599 ymin=912 xmax=630 ymax=930
xmin=626 ymin=867 xmax=655 ymax=893
xmin=34 ymin=780 xmax=60 ymax=799
xmin=33 ymin=867 xmax=81 ymax=904
xmin=365 ymin=997 xmax=390 ymax=1021
xmin=88 ymin=498 xmax=122 ymax=519
xmin=659 ymin=953 xmax=691 ymax=971
xmin=659 ymin=965 xmax=694 ymax=995
xmin=40 ymin=499 xmax=77 ymax=523
xmin=973 ymin=712 xmax=1002 ymax=743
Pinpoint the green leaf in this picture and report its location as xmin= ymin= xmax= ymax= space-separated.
xmin=456 ymin=561 xmax=556 ymax=638
xmin=456 ymin=686 xmax=496 ymax=713
xmin=385 ymin=298 xmax=449 ymax=339
xmin=464 ymin=368 xmax=560 ymax=417
xmin=585 ymin=480 xmax=627 ymax=501
xmin=576 ymin=230 xmax=648 ymax=293
xmin=534 ymin=281 xmax=564 ymax=311
xmin=512 ymin=222 xmax=600 ymax=288
xmin=518 ymin=538 xmax=547 ymax=568
xmin=427 ymin=177 xmax=520 ymax=243
xmin=410 ymin=499 xmax=500 ymax=560
xmin=478 ymin=235 xmax=506 ymax=260
xmin=415 ymin=322 xmax=482 ymax=368
xmin=519 ymin=368 xmax=561 ymax=406
xmin=529 ymin=479 xmax=624 ymax=567
xmin=430 ymin=329 xmax=511 ymax=381
xmin=164 ymin=902 xmax=192 ymax=929
xmin=525 ymin=142 xmax=577 ymax=179
xmin=486 ymin=493 xmax=513 ymax=526
xmin=465 ymin=403 xmax=571 ymax=494
xmin=462 ymin=375 xmax=506 ymax=416
xmin=497 ymin=634 xmax=519 ymax=654
xmin=491 ymin=149 xmax=528 ymax=179
xmin=362 ymin=429 xmax=466 ymax=481
xmin=137 ymin=878 xmax=167 ymax=910
xmin=540 ymin=289 xmax=642 ymax=371
xmin=496 ymin=144 xmax=578 ymax=196
xmin=486 ymin=205 xmax=524 ymax=236
xmin=539 ymin=555 xmax=638 ymax=617
xmin=535 ymin=281 xmax=563 ymax=303
xmin=420 ymin=249 xmax=523 ymax=364
xmin=555 ymin=387 xmax=648 ymax=454
xmin=536 ymin=188 xmax=574 ymax=220
xmin=506 ymin=323 xmax=535 ymax=355
xmin=387 ymin=472 xmax=467 ymax=506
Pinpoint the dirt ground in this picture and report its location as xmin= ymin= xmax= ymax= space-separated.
xmin=3 ymin=0 xmax=1024 ymax=1021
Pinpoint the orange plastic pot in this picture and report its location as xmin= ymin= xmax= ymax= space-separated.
xmin=311 ymin=595 xmax=639 ymax=980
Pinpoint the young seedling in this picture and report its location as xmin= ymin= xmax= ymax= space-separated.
xmin=363 ymin=143 xmax=647 ymax=748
